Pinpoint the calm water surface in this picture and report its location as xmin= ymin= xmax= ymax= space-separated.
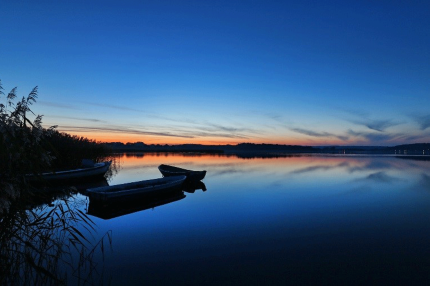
xmin=79 ymin=153 xmax=430 ymax=285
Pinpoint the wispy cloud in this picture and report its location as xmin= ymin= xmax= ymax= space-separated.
xmin=349 ymin=129 xmax=430 ymax=145
xmin=205 ymin=123 xmax=248 ymax=133
xmin=151 ymin=115 xmax=198 ymax=124
xmin=79 ymin=101 xmax=145 ymax=113
xmin=264 ymin=112 xmax=284 ymax=122
xmin=38 ymin=100 xmax=78 ymax=110
xmin=347 ymin=129 xmax=399 ymax=143
xmin=291 ymin=128 xmax=348 ymax=141
xmin=57 ymin=124 xmax=252 ymax=140
xmin=340 ymin=108 xmax=401 ymax=132
xmin=341 ymin=108 xmax=369 ymax=118
xmin=192 ymin=122 xmax=257 ymax=135
xmin=412 ymin=115 xmax=430 ymax=130
xmin=58 ymin=125 xmax=195 ymax=138
xmin=349 ymin=119 xmax=400 ymax=132
xmin=49 ymin=115 xmax=106 ymax=123
xmin=181 ymin=130 xmax=249 ymax=139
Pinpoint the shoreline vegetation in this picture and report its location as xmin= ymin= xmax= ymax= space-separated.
xmin=0 ymin=79 xmax=113 ymax=210
xmin=0 ymin=81 xmax=111 ymax=285
xmin=104 ymin=142 xmax=430 ymax=156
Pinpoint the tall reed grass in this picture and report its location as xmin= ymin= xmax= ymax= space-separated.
xmin=0 ymin=80 xmax=112 ymax=284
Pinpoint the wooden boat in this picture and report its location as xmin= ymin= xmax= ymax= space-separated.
xmin=87 ymin=190 xmax=186 ymax=219
xmin=85 ymin=175 xmax=187 ymax=202
xmin=158 ymin=164 xmax=206 ymax=181
xmin=27 ymin=161 xmax=112 ymax=183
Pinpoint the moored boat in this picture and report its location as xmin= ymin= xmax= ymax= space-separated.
xmin=85 ymin=175 xmax=187 ymax=202
xmin=158 ymin=164 xmax=206 ymax=181
xmin=27 ymin=161 xmax=112 ymax=183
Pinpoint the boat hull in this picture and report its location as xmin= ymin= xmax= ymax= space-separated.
xmin=158 ymin=164 xmax=206 ymax=181
xmin=27 ymin=161 xmax=112 ymax=183
xmin=85 ymin=175 xmax=187 ymax=202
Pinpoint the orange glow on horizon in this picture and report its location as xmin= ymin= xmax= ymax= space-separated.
xmin=63 ymin=131 xmax=359 ymax=146
xmin=114 ymin=152 xmax=378 ymax=171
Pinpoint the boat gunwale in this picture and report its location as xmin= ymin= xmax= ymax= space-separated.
xmin=86 ymin=175 xmax=187 ymax=195
xmin=26 ymin=161 xmax=112 ymax=182
xmin=27 ymin=161 xmax=111 ymax=177
xmin=158 ymin=164 xmax=207 ymax=180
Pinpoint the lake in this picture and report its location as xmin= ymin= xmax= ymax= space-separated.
xmin=75 ymin=153 xmax=430 ymax=284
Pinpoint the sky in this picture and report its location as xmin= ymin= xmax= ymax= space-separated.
xmin=1 ymin=0 xmax=430 ymax=146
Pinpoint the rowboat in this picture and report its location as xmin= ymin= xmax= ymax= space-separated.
xmin=85 ymin=175 xmax=187 ymax=202
xmin=27 ymin=161 xmax=112 ymax=183
xmin=158 ymin=164 xmax=206 ymax=181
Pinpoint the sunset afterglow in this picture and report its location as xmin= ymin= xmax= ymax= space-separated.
xmin=1 ymin=1 xmax=430 ymax=146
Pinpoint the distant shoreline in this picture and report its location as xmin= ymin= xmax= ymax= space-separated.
xmin=103 ymin=142 xmax=430 ymax=156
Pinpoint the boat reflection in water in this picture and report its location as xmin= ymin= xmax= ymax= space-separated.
xmin=26 ymin=178 xmax=109 ymax=210
xmin=87 ymin=180 xmax=207 ymax=220
xmin=0 ymin=178 xmax=113 ymax=285
xmin=183 ymin=180 xmax=207 ymax=193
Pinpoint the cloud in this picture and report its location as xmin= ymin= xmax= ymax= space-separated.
xmin=343 ymin=109 xmax=370 ymax=117
xmin=194 ymin=122 xmax=256 ymax=134
xmin=400 ymin=134 xmax=430 ymax=142
xmin=340 ymin=108 xmax=401 ymax=132
xmin=151 ymin=115 xmax=198 ymax=124
xmin=58 ymin=124 xmax=251 ymax=140
xmin=58 ymin=125 xmax=195 ymax=138
xmin=349 ymin=119 xmax=400 ymax=132
xmin=182 ymin=130 xmax=249 ymax=139
xmin=412 ymin=115 xmax=430 ymax=130
xmin=205 ymin=123 xmax=247 ymax=133
xmin=38 ymin=100 xmax=78 ymax=110
xmin=165 ymin=120 xmax=262 ymax=140
xmin=264 ymin=112 xmax=283 ymax=122
xmin=80 ymin=101 xmax=145 ymax=113
xmin=291 ymin=128 xmax=348 ymax=141
xmin=347 ymin=130 xmax=398 ymax=142
xmin=348 ymin=129 xmax=430 ymax=145
xmin=49 ymin=115 xmax=105 ymax=123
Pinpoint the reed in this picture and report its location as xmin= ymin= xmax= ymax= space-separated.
xmin=0 ymin=195 xmax=112 ymax=285
xmin=0 ymin=80 xmax=112 ymax=284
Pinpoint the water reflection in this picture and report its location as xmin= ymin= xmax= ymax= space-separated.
xmin=87 ymin=180 xmax=207 ymax=219
xmin=7 ymin=153 xmax=430 ymax=285
xmin=88 ymin=191 xmax=187 ymax=220
xmin=357 ymin=171 xmax=401 ymax=183
xmin=92 ymin=153 xmax=430 ymax=285
xmin=183 ymin=181 xmax=207 ymax=193
xmin=0 ymin=180 xmax=113 ymax=285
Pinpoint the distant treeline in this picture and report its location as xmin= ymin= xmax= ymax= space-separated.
xmin=44 ymin=130 xmax=111 ymax=170
xmin=0 ymin=128 xmax=111 ymax=174
xmin=103 ymin=142 xmax=430 ymax=155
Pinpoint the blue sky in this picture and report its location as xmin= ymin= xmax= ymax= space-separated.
xmin=1 ymin=0 xmax=430 ymax=145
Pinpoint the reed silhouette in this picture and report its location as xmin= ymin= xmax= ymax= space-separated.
xmin=0 ymin=80 xmax=112 ymax=284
